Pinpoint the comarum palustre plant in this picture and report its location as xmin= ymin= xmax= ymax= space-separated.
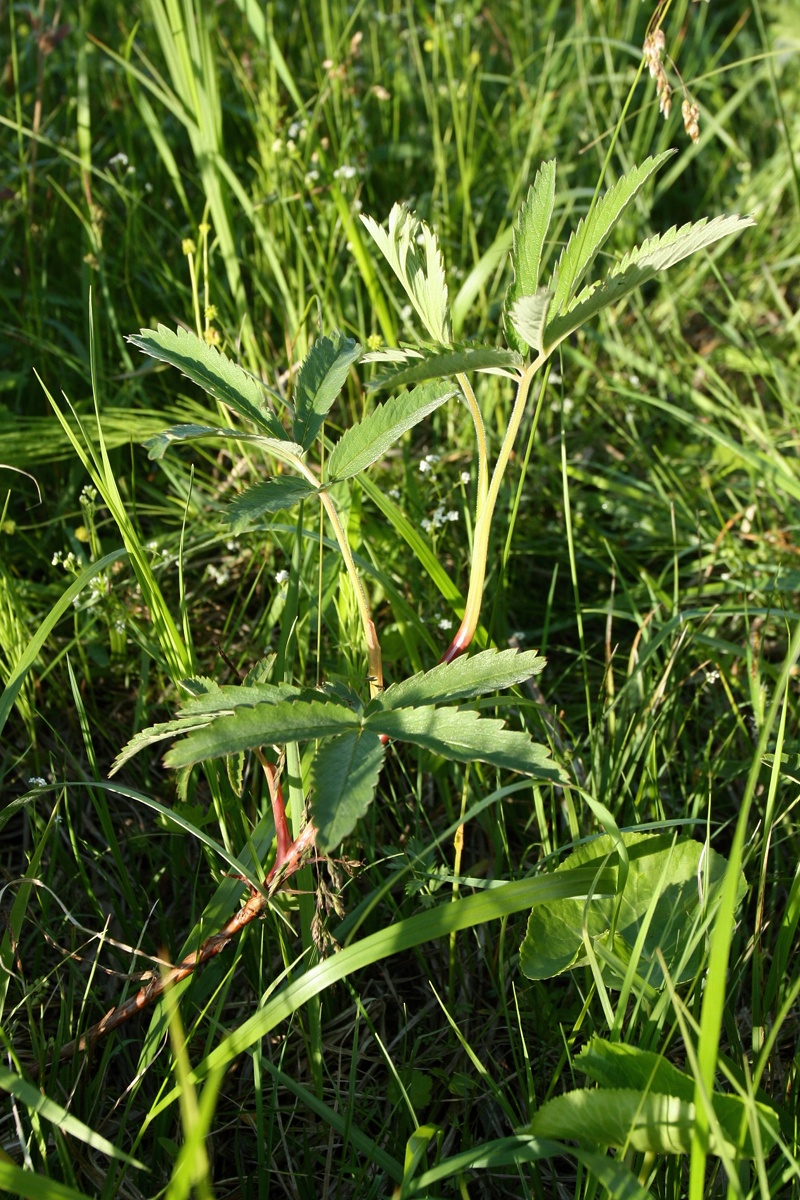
xmin=62 ymin=151 xmax=753 ymax=1062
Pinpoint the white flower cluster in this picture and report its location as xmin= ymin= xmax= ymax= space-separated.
xmin=421 ymin=506 xmax=459 ymax=534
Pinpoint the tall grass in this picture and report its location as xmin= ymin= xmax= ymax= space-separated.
xmin=1 ymin=1 xmax=799 ymax=1196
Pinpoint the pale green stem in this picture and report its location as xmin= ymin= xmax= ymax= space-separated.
xmin=283 ymin=451 xmax=383 ymax=697
xmin=456 ymin=371 xmax=488 ymax=507
xmin=441 ymin=354 xmax=546 ymax=662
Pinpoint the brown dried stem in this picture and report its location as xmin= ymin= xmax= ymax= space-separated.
xmin=34 ymin=772 xmax=316 ymax=1077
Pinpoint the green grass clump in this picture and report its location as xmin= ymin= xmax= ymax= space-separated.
xmin=1 ymin=2 xmax=799 ymax=1197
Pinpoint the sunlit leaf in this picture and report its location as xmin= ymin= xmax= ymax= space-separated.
xmin=366 ymin=345 xmax=522 ymax=392
xmin=361 ymin=203 xmax=452 ymax=343
xmin=367 ymin=648 xmax=546 ymax=713
xmin=326 ymin=381 xmax=455 ymax=482
xmin=292 ymin=330 xmax=362 ymax=449
xmin=225 ymin=476 xmax=319 ymax=529
xmin=163 ymin=700 xmax=361 ymax=767
xmin=519 ymin=832 xmax=745 ymax=985
xmin=547 ymin=151 xmax=675 ymax=315
xmin=504 ymin=160 xmax=557 ymax=353
xmin=128 ymin=324 xmax=288 ymax=440
xmin=509 ymin=290 xmax=553 ymax=355
xmin=365 ymin=706 xmax=565 ymax=779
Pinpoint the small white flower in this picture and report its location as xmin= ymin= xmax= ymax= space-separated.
xmin=288 ymin=121 xmax=304 ymax=140
xmin=438 ymin=617 xmax=453 ymax=631
xmin=27 ymin=777 xmax=47 ymax=788
xmin=333 ymin=164 xmax=358 ymax=180
xmin=460 ymin=471 xmax=471 ymax=485
xmin=108 ymin=151 xmax=129 ymax=168
xmin=305 ymin=169 xmax=320 ymax=184
xmin=421 ymin=518 xmax=433 ymax=533
xmin=389 ymin=488 xmax=400 ymax=499
xmin=275 ymin=569 xmax=290 ymax=585
xmin=445 ymin=510 xmax=459 ymax=522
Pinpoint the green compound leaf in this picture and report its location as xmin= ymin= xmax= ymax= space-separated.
xmin=326 ymin=380 xmax=456 ymax=482
xmin=309 ymin=730 xmax=386 ymax=851
xmin=367 ymin=648 xmax=546 ymax=713
xmin=163 ymin=700 xmax=361 ymax=768
xmin=520 ymin=832 xmax=746 ymax=985
xmin=225 ymin=476 xmax=319 ymax=529
xmin=144 ymin=423 xmax=304 ymax=468
xmin=575 ymin=1038 xmax=780 ymax=1158
xmin=504 ymin=159 xmax=557 ymax=353
xmin=110 ymin=680 xmax=314 ymax=775
xmin=365 ymin=706 xmax=565 ymax=779
xmin=365 ymin=344 xmax=523 ymax=392
xmin=292 ymin=330 xmax=362 ymax=450
xmin=361 ymin=203 xmax=452 ymax=343
xmin=128 ymin=324 xmax=288 ymax=440
xmin=547 ymin=150 xmax=675 ymax=317
xmin=543 ymin=213 xmax=756 ymax=352
xmin=508 ymin=290 xmax=554 ymax=356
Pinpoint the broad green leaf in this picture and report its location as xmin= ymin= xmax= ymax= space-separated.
xmin=508 ymin=290 xmax=553 ymax=355
xmin=520 ymin=833 xmax=745 ymax=985
xmin=366 ymin=345 xmax=523 ymax=392
xmin=128 ymin=324 xmax=288 ymax=440
xmin=367 ymin=648 xmax=546 ymax=713
xmin=361 ymin=203 xmax=452 ymax=343
xmin=365 ymin=706 xmax=565 ymax=779
xmin=326 ymin=381 xmax=455 ymax=482
xmin=547 ymin=151 xmax=675 ymax=316
xmin=543 ymin=213 xmax=756 ymax=351
xmin=225 ymin=476 xmax=319 ymax=529
xmin=504 ymin=160 xmax=557 ymax=353
xmin=531 ymin=1083 xmax=776 ymax=1159
xmin=0 ymin=1066 xmax=144 ymax=1168
xmin=309 ymin=730 xmax=385 ymax=851
xmin=144 ymin=423 xmax=303 ymax=469
xmin=532 ymin=1089 xmax=695 ymax=1155
xmin=292 ymin=330 xmax=362 ymax=449
xmin=163 ymin=699 xmax=361 ymax=767
xmin=576 ymin=1039 xmax=780 ymax=1157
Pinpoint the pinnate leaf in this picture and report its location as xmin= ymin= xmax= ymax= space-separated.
xmin=361 ymin=203 xmax=451 ymax=343
xmin=542 ymin=213 xmax=757 ymax=352
xmin=225 ymin=477 xmax=319 ymax=529
xmin=128 ymin=324 xmax=288 ymax=440
xmin=504 ymin=160 xmax=557 ymax=353
xmin=309 ymin=730 xmax=386 ymax=851
xmin=368 ymin=648 xmax=546 ymax=713
xmin=365 ymin=706 xmax=565 ymax=779
xmin=163 ymin=700 xmax=361 ymax=768
xmin=326 ymin=381 xmax=455 ymax=482
xmin=366 ymin=345 xmax=522 ymax=392
xmin=548 ymin=151 xmax=675 ymax=315
xmin=292 ymin=330 xmax=362 ymax=449
xmin=144 ymin=423 xmax=303 ymax=467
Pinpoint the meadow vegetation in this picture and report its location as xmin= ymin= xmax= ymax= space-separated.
xmin=1 ymin=1 xmax=799 ymax=1197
